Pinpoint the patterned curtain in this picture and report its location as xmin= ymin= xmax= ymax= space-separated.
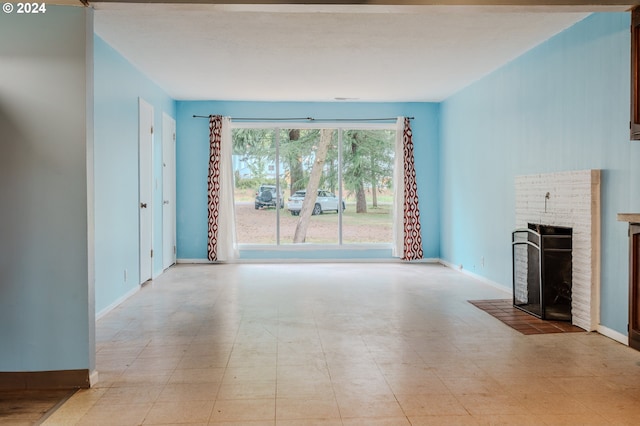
xmin=207 ymin=116 xmax=223 ymax=261
xmin=207 ymin=115 xmax=238 ymax=262
xmin=394 ymin=117 xmax=423 ymax=261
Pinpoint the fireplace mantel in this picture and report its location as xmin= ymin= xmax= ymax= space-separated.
xmin=618 ymin=213 xmax=640 ymax=224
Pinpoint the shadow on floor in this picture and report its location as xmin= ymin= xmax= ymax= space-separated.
xmin=0 ymin=389 xmax=75 ymax=425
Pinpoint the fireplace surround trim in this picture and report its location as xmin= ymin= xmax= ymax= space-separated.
xmin=515 ymin=169 xmax=601 ymax=331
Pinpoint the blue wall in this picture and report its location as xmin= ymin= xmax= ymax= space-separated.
xmin=0 ymin=6 xmax=94 ymax=372
xmin=176 ymin=101 xmax=440 ymax=260
xmin=94 ymin=35 xmax=176 ymax=315
xmin=440 ymin=12 xmax=639 ymax=334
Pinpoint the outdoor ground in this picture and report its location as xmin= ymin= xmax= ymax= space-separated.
xmin=234 ymin=189 xmax=393 ymax=244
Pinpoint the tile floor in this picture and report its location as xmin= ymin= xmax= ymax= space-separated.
xmin=43 ymin=263 xmax=640 ymax=425
xmin=468 ymin=300 xmax=584 ymax=335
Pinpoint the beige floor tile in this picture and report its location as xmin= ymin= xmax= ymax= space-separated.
xmin=326 ymin=361 xmax=381 ymax=379
xmin=342 ymin=417 xmax=412 ymax=426
xmin=331 ymin=377 xmax=394 ymax=400
xmin=430 ymin=363 xmax=488 ymax=378
xmin=178 ymin=353 xmax=231 ymax=369
xmin=546 ymin=376 xmax=618 ymax=394
xmin=125 ymin=355 xmax=182 ymax=372
xmin=217 ymin=381 xmax=276 ymax=400
xmin=112 ymin=369 xmax=172 ymax=386
xmin=536 ymin=413 xmax=613 ymax=425
xmin=76 ymin=402 xmax=152 ymax=426
xmin=137 ymin=344 xmax=187 ymax=359
xmin=490 ymin=375 xmax=557 ymax=394
xmin=472 ymin=414 xmax=549 ymax=425
xmin=409 ymin=414 xmax=479 ymax=425
xmin=336 ymin=397 xmax=406 ymax=419
xmin=222 ymin=366 xmax=277 ymax=383
xmin=275 ymin=379 xmax=335 ymax=400
xmin=277 ymin=364 xmax=331 ymax=382
xmin=169 ymin=367 xmax=226 ymax=384
xmin=144 ymin=400 xmax=214 ymax=424
xmin=276 ymin=420 xmax=340 ymax=426
xmin=157 ymin=382 xmax=220 ymax=402
xmin=94 ymin=384 xmax=163 ymax=405
xmin=386 ymin=376 xmax=451 ymax=395
xmin=275 ymin=397 xmax=340 ymax=420
xmin=41 ymin=406 xmax=89 ymax=426
xmin=396 ymin=394 xmax=468 ymax=416
xmin=226 ymin=354 xmax=277 ymax=369
xmin=38 ymin=264 xmax=640 ymax=426
xmin=518 ymin=392 xmax=594 ymax=415
xmin=210 ymin=399 xmax=275 ymax=422
xmin=456 ymin=394 xmax=527 ymax=416
xmin=441 ymin=377 xmax=503 ymax=395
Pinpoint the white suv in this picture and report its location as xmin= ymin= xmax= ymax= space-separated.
xmin=287 ymin=190 xmax=345 ymax=216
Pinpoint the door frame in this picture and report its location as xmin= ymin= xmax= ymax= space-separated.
xmin=630 ymin=224 xmax=640 ymax=350
xmin=162 ymin=113 xmax=176 ymax=270
xmin=138 ymin=98 xmax=154 ymax=284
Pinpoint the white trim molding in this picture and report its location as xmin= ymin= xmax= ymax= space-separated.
xmin=439 ymin=259 xmax=512 ymax=295
xmin=597 ymin=324 xmax=629 ymax=346
xmin=96 ymin=286 xmax=140 ymax=320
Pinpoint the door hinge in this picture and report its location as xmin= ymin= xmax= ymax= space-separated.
xmin=150 ymin=126 xmax=154 ymax=135
xmin=173 ymin=133 xmax=176 ymax=141
xmin=150 ymin=249 xmax=154 ymax=258
xmin=174 ymin=245 xmax=176 ymax=254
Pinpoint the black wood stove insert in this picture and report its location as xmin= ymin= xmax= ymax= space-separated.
xmin=512 ymin=224 xmax=573 ymax=321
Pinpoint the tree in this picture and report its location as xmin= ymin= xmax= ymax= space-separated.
xmin=232 ymin=128 xmax=274 ymax=184
xmin=293 ymin=129 xmax=333 ymax=243
xmin=280 ymin=128 xmax=321 ymax=193
xmin=342 ymin=129 xmax=394 ymax=213
xmin=283 ymin=129 xmax=304 ymax=193
xmin=350 ymin=131 xmax=367 ymax=213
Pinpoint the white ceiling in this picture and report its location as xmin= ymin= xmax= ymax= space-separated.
xmin=93 ymin=3 xmax=629 ymax=102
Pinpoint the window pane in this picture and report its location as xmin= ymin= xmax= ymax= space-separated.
xmin=233 ymin=125 xmax=396 ymax=247
xmin=341 ymin=129 xmax=395 ymax=244
xmin=232 ymin=128 xmax=279 ymax=245
xmin=281 ymin=129 xmax=339 ymax=244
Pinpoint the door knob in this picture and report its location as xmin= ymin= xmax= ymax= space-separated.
xmin=163 ymin=200 xmax=169 ymax=205
xmin=140 ymin=203 xmax=147 ymax=208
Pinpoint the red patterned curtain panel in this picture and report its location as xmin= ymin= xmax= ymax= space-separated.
xmin=207 ymin=115 xmax=223 ymax=261
xmin=401 ymin=117 xmax=423 ymax=261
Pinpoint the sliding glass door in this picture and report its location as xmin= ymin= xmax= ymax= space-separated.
xmin=232 ymin=124 xmax=395 ymax=247
xmin=341 ymin=129 xmax=395 ymax=244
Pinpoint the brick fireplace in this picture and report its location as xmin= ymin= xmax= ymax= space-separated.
xmin=515 ymin=170 xmax=601 ymax=331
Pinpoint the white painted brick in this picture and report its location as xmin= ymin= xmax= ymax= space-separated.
xmin=514 ymin=170 xmax=601 ymax=331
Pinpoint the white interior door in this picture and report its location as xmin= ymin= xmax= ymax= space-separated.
xmin=139 ymin=98 xmax=153 ymax=284
xmin=162 ymin=113 xmax=176 ymax=269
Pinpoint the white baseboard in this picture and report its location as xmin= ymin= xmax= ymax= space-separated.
xmin=439 ymin=259 xmax=512 ymax=296
xmin=96 ymin=286 xmax=140 ymax=320
xmin=177 ymin=257 xmax=440 ymax=264
xmin=597 ymin=324 xmax=628 ymax=346
xmin=411 ymin=257 xmax=440 ymax=264
xmin=177 ymin=258 xmax=215 ymax=264
xmin=89 ymin=370 xmax=100 ymax=388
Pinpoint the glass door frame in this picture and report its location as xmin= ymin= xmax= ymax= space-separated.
xmin=231 ymin=121 xmax=397 ymax=249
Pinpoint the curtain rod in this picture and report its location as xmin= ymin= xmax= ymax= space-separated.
xmin=192 ymin=115 xmax=414 ymax=121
